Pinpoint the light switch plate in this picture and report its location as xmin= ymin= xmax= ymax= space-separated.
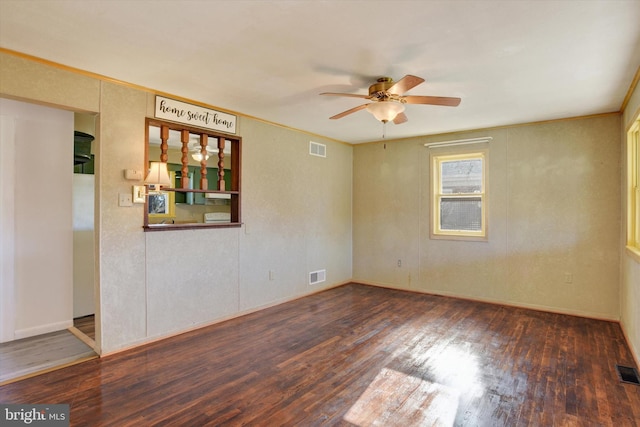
xmin=133 ymin=186 xmax=146 ymax=203
xmin=119 ymin=193 xmax=133 ymax=207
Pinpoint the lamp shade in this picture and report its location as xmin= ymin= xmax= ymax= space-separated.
xmin=144 ymin=162 xmax=171 ymax=187
xmin=366 ymin=101 xmax=405 ymax=123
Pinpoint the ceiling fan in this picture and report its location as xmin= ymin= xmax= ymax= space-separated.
xmin=320 ymin=75 xmax=461 ymax=124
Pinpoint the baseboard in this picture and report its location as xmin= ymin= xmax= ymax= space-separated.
xmin=14 ymin=320 xmax=74 ymax=340
xmin=620 ymin=321 xmax=640 ymax=369
xmin=352 ymin=279 xmax=619 ymax=322
xmin=101 ymin=280 xmax=351 ymax=357
xmin=100 ymin=278 xmax=630 ymax=359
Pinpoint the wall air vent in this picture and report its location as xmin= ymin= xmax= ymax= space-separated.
xmin=309 ymin=269 xmax=326 ymax=285
xmin=309 ymin=141 xmax=326 ymax=158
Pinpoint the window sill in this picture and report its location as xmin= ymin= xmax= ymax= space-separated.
xmin=430 ymin=233 xmax=488 ymax=242
xmin=626 ymin=245 xmax=640 ymax=264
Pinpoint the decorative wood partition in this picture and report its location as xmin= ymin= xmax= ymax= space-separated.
xmin=144 ymin=118 xmax=242 ymax=231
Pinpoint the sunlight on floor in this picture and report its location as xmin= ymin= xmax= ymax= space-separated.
xmin=343 ymin=341 xmax=485 ymax=426
xmin=343 ymin=368 xmax=460 ymax=426
xmin=429 ymin=343 xmax=484 ymax=400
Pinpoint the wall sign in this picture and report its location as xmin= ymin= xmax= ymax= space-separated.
xmin=154 ymin=96 xmax=237 ymax=134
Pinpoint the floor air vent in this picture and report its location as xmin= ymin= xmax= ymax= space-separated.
xmin=309 ymin=269 xmax=326 ymax=285
xmin=616 ymin=365 xmax=640 ymax=385
xmin=309 ymin=141 xmax=326 ymax=158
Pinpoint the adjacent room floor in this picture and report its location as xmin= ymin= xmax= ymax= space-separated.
xmin=0 ymin=316 xmax=97 ymax=385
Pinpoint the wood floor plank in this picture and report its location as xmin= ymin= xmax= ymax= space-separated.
xmin=73 ymin=315 xmax=95 ymax=340
xmin=1 ymin=284 xmax=639 ymax=426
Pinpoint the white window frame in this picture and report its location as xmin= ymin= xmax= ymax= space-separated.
xmin=627 ymin=115 xmax=640 ymax=261
xmin=431 ymin=150 xmax=488 ymax=241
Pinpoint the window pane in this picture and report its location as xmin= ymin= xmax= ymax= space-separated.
xmin=440 ymin=197 xmax=482 ymax=231
xmin=636 ymin=188 xmax=640 ymax=243
xmin=441 ymin=159 xmax=482 ymax=194
xmin=636 ymin=137 xmax=640 ymax=186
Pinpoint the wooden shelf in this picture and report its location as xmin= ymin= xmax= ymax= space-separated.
xmin=144 ymin=222 xmax=242 ymax=231
xmin=162 ymin=188 xmax=239 ymax=195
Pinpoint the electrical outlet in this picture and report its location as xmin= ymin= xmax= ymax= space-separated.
xmin=397 ymin=259 xmax=402 ymax=267
xmin=269 ymin=270 xmax=275 ymax=281
xmin=564 ymin=273 xmax=573 ymax=284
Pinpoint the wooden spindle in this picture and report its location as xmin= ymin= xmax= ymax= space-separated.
xmin=160 ymin=125 xmax=169 ymax=163
xmin=180 ymin=130 xmax=190 ymax=189
xmin=199 ymin=134 xmax=208 ymax=190
xmin=217 ymin=137 xmax=225 ymax=191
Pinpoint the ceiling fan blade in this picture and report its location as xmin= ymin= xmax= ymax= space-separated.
xmin=329 ymin=104 xmax=368 ymax=120
xmin=388 ymin=75 xmax=425 ymax=94
xmin=393 ymin=112 xmax=408 ymax=125
xmin=403 ymin=95 xmax=461 ymax=106
xmin=320 ymin=92 xmax=371 ymax=99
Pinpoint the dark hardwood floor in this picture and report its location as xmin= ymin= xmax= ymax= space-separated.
xmin=1 ymin=284 xmax=638 ymax=426
xmin=73 ymin=315 xmax=95 ymax=341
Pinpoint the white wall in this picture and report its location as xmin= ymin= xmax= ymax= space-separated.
xmin=354 ymin=115 xmax=621 ymax=320
xmin=0 ymin=97 xmax=74 ymax=340
xmin=73 ymin=173 xmax=95 ymax=318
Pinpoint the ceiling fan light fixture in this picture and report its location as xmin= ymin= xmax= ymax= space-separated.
xmin=191 ymin=151 xmax=210 ymax=162
xmin=366 ymin=101 xmax=405 ymax=123
xmin=190 ymin=144 xmax=216 ymax=161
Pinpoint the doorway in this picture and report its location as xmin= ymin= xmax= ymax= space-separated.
xmin=0 ymin=99 xmax=99 ymax=384
xmin=72 ymin=112 xmax=96 ymax=344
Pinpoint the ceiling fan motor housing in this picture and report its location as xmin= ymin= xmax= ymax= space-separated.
xmin=369 ymin=77 xmax=404 ymax=102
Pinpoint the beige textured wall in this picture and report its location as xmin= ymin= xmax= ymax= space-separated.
xmin=1 ymin=48 xmax=628 ymax=358
xmin=0 ymin=52 xmax=353 ymax=354
xmin=621 ymin=80 xmax=640 ymax=363
xmin=354 ymin=115 xmax=621 ymax=320
xmin=238 ymin=120 xmax=353 ymax=310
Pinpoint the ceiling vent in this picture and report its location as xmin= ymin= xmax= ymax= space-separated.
xmin=309 ymin=141 xmax=326 ymax=158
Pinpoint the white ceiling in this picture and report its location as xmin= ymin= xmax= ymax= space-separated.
xmin=1 ymin=0 xmax=639 ymax=144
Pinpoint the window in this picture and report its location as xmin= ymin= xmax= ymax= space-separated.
xmin=628 ymin=117 xmax=640 ymax=258
xmin=431 ymin=151 xmax=487 ymax=240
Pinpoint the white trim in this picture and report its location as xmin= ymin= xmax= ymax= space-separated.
xmin=430 ymin=150 xmax=488 ymax=240
xmin=424 ymin=136 xmax=492 ymax=148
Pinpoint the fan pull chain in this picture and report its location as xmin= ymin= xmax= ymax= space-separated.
xmin=382 ymin=121 xmax=387 ymax=139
